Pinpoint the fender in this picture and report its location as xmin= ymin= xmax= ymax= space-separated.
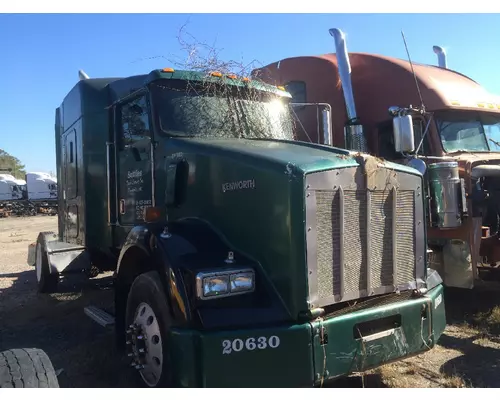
xmin=163 ymin=217 xmax=293 ymax=329
xmin=114 ymin=223 xmax=194 ymax=349
xmin=115 ymin=218 xmax=292 ymax=335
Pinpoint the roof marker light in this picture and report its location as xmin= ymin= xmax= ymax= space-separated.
xmin=162 ymin=68 xmax=175 ymax=73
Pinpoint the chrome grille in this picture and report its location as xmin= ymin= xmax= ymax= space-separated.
xmin=305 ymin=165 xmax=425 ymax=307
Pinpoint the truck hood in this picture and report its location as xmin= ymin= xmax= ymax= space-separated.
xmin=178 ymin=137 xmax=422 ymax=177
xmin=164 ymin=136 xmax=425 ymax=321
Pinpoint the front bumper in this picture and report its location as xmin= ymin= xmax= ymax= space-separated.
xmin=168 ymin=284 xmax=446 ymax=388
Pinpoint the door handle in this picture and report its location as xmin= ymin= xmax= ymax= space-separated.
xmin=119 ymin=199 xmax=125 ymax=214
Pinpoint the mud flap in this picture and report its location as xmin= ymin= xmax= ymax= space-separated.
xmin=27 ymin=243 xmax=36 ymax=266
xmin=442 ymin=239 xmax=474 ymax=289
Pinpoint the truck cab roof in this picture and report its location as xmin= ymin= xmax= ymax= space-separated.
xmin=253 ymin=52 xmax=500 ymax=140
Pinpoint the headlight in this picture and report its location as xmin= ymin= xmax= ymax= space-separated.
xmin=196 ymin=269 xmax=255 ymax=300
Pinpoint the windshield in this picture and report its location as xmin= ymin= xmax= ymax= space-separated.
xmin=436 ymin=110 xmax=500 ymax=153
xmin=150 ymin=80 xmax=295 ymax=141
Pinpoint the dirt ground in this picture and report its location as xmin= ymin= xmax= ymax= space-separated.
xmin=1 ymin=216 xmax=500 ymax=388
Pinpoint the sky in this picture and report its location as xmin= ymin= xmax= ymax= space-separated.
xmin=1 ymin=13 xmax=500 ymax=174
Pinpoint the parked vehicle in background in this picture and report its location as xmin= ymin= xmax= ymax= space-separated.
xmin=253 ymin=27 xmax=500 ymax=290
xmin=0 ymin=174 xmax=25 ymax=202
xmin=25 ymin=172 xmax=57 ymax=206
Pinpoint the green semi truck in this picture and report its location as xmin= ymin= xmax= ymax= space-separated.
xmin=28 ymin=67 xmax=446 ymax=387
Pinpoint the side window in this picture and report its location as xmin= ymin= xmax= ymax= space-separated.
xmin=378 ymin=121 xmax=400 ymax=160
xmin=412 ymin=118 xmax=429 ymax=155
xmin=119 ymin=95 xmax=151 ymax=150
xmin=285 ymin=81 xmax=307 ymax=104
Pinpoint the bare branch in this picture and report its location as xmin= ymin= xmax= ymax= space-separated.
xmin=129 ymin=19 xmax=299 ymax=142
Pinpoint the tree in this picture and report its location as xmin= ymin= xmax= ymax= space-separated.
xmin=0 ymin=149 xmax=26 ymax=180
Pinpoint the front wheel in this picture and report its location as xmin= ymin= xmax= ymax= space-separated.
xmin=125 ymin=271 xmax=173 ymax=388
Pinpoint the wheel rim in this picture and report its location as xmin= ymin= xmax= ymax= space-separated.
xmin=35 ymin=243 xmax=42 ymax=283
xmin=128 ymin=302 xmax=164 ymax=387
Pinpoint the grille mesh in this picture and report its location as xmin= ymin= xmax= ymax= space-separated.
xmin=314 ymin=186 xmax=416 ymax=303
xmin=316 ymin=190 xmax=341 ymax=298
xmin=343 ymin=191 xmax=368 ymax=294
xmin=370 ymin=191 xmax=394 ymax=288
xmin=396 ymin=191 xmax=416 ymax=285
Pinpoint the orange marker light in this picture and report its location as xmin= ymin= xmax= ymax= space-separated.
xmin=210 ymin=71 xmax=222 ymax=77
xmin=144 ymin=206 xmax=164 ymax=223
xmin=242 ymin=77 xmax=251 ymax=82
xmin=277 ymin=86 xmax=286 ymax=91
xmin=227 ymin=74 xmax=237 ymax=79
xmin=162 ymin=68 xmax=175 ymax=73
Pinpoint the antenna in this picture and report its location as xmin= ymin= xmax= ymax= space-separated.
xmin=401 ymin=30 xmax=425 ymax=113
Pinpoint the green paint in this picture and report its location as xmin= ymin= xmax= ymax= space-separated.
xmin=167 ymin=285 xmax=445 ymax=387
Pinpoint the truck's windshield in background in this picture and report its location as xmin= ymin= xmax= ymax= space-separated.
xmin=150 ymin=80 xmax=295 ymax=141
xmin=436 ymin=110 xmax=500 ymax=153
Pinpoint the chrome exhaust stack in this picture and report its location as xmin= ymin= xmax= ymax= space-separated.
xmin=432 ymin=46 xmax=447 ymax=69
xmin=329 ymin=28 xmax=368 ymax=152
xmin=78 ymin=70 xmax=90 ymax=80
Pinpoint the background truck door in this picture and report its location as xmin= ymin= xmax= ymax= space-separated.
xmin=115 ymin=93 xmax=153 ymax=227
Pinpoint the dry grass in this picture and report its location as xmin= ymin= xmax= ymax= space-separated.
xmin=372 ymin=289 xmax=500 ymax=388
xmin=376 ymin=359 xmax=470 ymax=388
xmin=473 ymin=306 xmax=500 ymax=335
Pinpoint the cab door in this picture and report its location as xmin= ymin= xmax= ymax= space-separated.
xmin=115 ymin=93 xmax=154 ymax=230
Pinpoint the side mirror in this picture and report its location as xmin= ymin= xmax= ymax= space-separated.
xmin=393 ymin=114 xmax=415 ymax=153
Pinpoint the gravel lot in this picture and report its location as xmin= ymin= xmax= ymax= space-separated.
xmin=0 ymin=215 xmax=136 ymax=387
xmin=1 ymin=215 xmax=500 ymax=388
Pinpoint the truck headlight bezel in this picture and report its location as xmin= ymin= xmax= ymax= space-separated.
xmin=195 ymin=268 xmax=255 ymax=300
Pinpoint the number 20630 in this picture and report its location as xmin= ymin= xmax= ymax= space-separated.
xmin=222 ymin=336 xmax=280 ymax=354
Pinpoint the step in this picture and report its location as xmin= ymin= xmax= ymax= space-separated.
xmin=84 ymin=306 xmax=115 ymax=328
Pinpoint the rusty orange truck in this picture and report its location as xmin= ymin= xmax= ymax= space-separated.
xmin=252 ymin=28 xmax=500 ymax=290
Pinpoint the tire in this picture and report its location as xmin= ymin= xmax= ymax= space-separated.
xmin=0 ymin=348 xmax=59 ymax=388
xmin=125 ymin=271 xmax=173 ymax=388
xmin=35 ymin=232 xmax=59 ymax=293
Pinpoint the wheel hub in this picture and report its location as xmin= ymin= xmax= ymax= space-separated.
xmin=126 ymin=302 xmax=163 ymax=387
xmin=125 ymin=323 xmax=147 ymax=370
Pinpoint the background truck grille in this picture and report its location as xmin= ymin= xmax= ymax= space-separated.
xmin=305 ymin=166 xmax=424 ymax=307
